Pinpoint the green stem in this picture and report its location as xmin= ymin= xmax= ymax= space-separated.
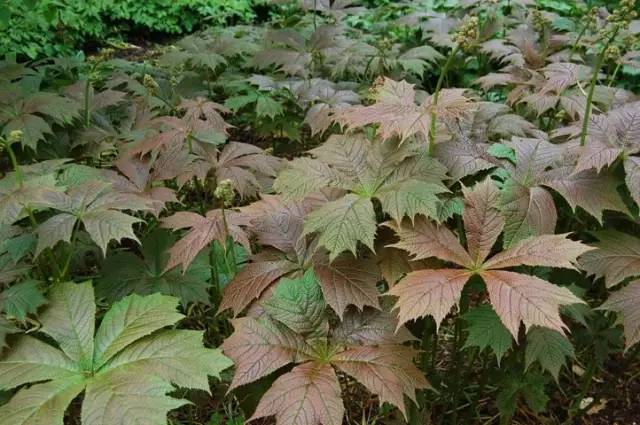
xmin=567 ymin=358 xmax=598 ymax=421
xmin=58 ymin=221 xmax=80 ymax=281
xmin=220 ymin=207 xmax=237 ymax=276
xmin=209 ymin=244 xmax=221 ymax=307
xmin=579 ymin=31 xmax=619 ymax=146
xmin=4 ymin=139 xmax=23 ymax=185
xmin=429 ymin=44 xmax=460 ymax=156
xmin=607 ymin=62 xmax=621 ymax=87
xmin=568 ymin=24 xmax=587 ymax=62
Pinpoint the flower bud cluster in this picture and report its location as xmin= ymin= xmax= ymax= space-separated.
xmin=143 ymin=73 xmax=159 ymax=96
xmin=599 ymin=0 xmax=637 ymax=39
xmin=531 ymin=9 xmax=550 ymax=34
xmin=454 ymin=16 xmax=479 ymax=51
xmin=214 ymin=179 xmax=235 ymax=207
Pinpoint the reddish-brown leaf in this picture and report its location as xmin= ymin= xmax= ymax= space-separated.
xmin=314 ymin=255 xmax=380 ymax=318
xmin=332 ymin=345 xmax=429 ymax=417
xmin=579 ymin=231 xmax=640 ymax=288
xmin=387 ymin=269 xmax=470 ymax=328
xmin=483 ymin=234 xmax=593 ymax=270
xmin=385 ymin=218 xmax=473 ymax=268
xmin=220 ymin=257 xmax=299 ymax=316
xmin=249 ymin=362 xmax=344 ymax=425
xmin=222 ymin=317 xmax=309 ymax=390
xmin=480 ymin=270 xmax=583 ymax=337
xmin=462 ymin=179 xmax=504 ymax=266
xmin=162 ymin=209 xmax=250 ymax=272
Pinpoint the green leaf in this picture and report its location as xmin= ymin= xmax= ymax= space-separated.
xmin=487 ymin=143 xmax=516 ymax=162
xmin=3 ymin=233 xmax=36 ymax=263
xmin=463 ymin=305 xmax=513 ymax=364
xmin=525 ymin=327 xmax=574 ymax=381
xmin=81 ymin=371 xmax=187 ymax=425
xmin=262 ymin=269 xmax=328 ymax=336
xmin=93 ymin=293 xmax=184 ymax=369
xmin=101 ymin=330 xmax=233 ymax=392
xmin=0 ymin=283 xmax=232 ymax=425
xmin=496 ymin=370 xmax=549 ymax=419
xmin=82 ymin=210 xmax=142 ymax=255
xmin=0 ymin=336 xmax=79 ymax=390
xmin=96 ymin=229 xmax=210 ymax=306
xmin=224 ymin=94 xmax=258 ymax=112
xmin=0 ymin=376 xmax=86 ymax=425
xmin=377 ymin=180 xmax=446 ymax=223
xmin=39 ymin=281 xmax=95 ymax=369
xmin=303 ymin=194 xmax=377 ymax=261
xmin=0 ymin=280 xmax=46 ymax=321
xmin=256 ymin=96 xmax=284 ymax=119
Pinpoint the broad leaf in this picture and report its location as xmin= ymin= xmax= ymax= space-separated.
xmin=599 ymin=279 xmax=640 ymax=349
xmin=525 ymin=327 xmax=574 ymax=381
xmin=462 ymin=305 xmax=513 ymax=364
xmin=249 ymin=362 xmax=344 ymax=425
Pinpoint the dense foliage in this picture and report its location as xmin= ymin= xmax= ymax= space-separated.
xmin=0 ymin=0 xmax=640 ymax=424
xmin=0 ymin=0 xmax=258 ymax=59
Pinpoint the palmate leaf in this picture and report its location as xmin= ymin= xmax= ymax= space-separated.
xmin=180 ymin=142 xmax=281 ymax=199
xmin=303 ymin=194 xmax=377 ymax=261
xmin=387 ymin=178 xmax=591 ymax=338
xmin=574 ymin=101 xmax=640 ymax=206
xmin=96 ymin=229 xmax=210 ymax=306
xmin=0 ymin=173 xmax=63 ymax=229
xmin=337 ymin=77 xmax=471 ymax=143
xmin=0 ymin=90 xmax=80 ymax=150
xmin=0 ymin=281 xmax=232 ymax=425
xmin=275 ymin=134 xmax=448 ymax=259
xmin=162 ymin=209 xmax=250 ymax=272
xmin=221 ymin=194 xmax=381 ymax=318
xmin=223 ymin=311 xmax=427 ymax=424
xmin=35 ymin=181 xmax=153 ymax=256
xmin=496 ymin=137 xmax=627 ymax=246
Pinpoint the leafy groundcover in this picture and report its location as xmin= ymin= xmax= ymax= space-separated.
xmin=0 ymin=0 xmax=640 ymax=424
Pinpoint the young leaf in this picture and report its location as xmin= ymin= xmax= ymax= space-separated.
xmin=261 ymin=269 xmax=328 ymax=336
